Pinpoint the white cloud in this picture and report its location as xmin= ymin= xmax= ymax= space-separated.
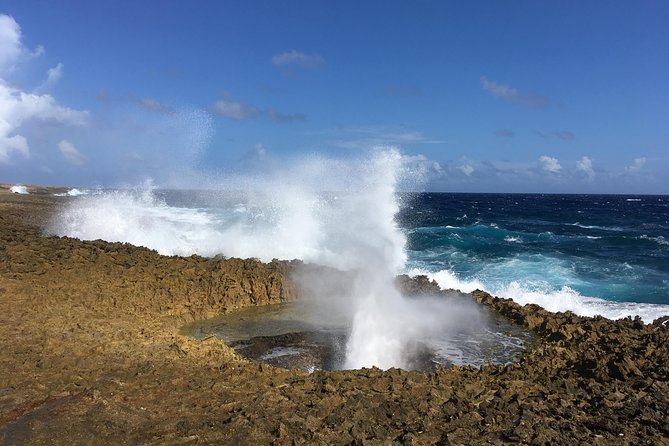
xmin=272 ymin=50 xmax=324 ymax=68
xmin=576 ymin=156 xmax=595 ymax=179
xmin=458 ymin=164 xmax=474 ymax=176
xmin=0 ymin=14 xmax=43 ymax=74
xmin=539 ymin=155 xmax=562 ymax=173
xmin=213 ymin=100 xmax=260 ymax=120
xmin=625 ymin=157 xmax=646 ymax=174
xmin=399 ymin=153 xmax=443 ymax=179
xmin=58 ymin=139 xmax=84 ymax=165
xmin=35 ymin=63 xmax=63 ymax=93
xmin=0 ymin=15 xmax=24 ymax=72
xmin=0 ymin=15 xmax=87 ymax=164
xmin=481 ymin=76 xmax=549 ymax=108
xmin=0 ymin=123 xmax=28 ymax=162
xmin=0 ymin=81 xmax=89 ymax=163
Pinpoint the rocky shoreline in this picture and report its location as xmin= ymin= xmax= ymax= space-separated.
xmin=1 ymin=186 xmax=668 ymax=445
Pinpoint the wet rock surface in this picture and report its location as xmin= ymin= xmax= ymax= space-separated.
xmin=186 ymin=298 xmax=533 ymax=373
xmin=1 ymin=185 xmax=668 ymax=445
xmin=229 ymin=331 xmax=348 ymax=371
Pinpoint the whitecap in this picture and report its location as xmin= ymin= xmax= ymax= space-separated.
xmin=568 ymin=222 xmax=624 ymax=231
xmin=406 ymin=268 xmax=485 ymax=294
xmin=639 ymin=235 xmax=669 ymax=246
xmin=409 ymin=268 xmax=669 ymax=323
xmin=496 ymin=282 xmax=669 ymax=323
xmin=54 ymin=188 xmax=88 ymax=197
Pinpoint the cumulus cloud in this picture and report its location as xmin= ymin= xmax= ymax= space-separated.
xmin=0 ymin=122 xmax=28 ymax=162
xmin=213 ymin=100 xmax=260 ymax=120
xmin=58 ymin=139 xmax=84 ymax=165
xmin=0 ymin=14 xmax=44 ymax=74
xmin=0 ymin=15 xmax=22 ymax=71
xmin=35 ymin=63 xmax=63 ymax=93
xmin=0 ymin=81 xmax=89 ymax=163
xmin=625 ymin=157 xmax=646 ymax=174
xmin=576 ymin=156 xmax=595 ymax=179
xmin=539 ymin=155 xmax=562 ymax=173
xmin=272 ymin=50 xmax=324 ymax=68
xmin=399 ymin=153 xmax=443 ymax=180
xmin=480 ymin=76 xmax=550 ymax=108
xmin=458 ymin=164 xmax=474 ymax=176
xmin=0 ymin=15 xmax=87 ymax=164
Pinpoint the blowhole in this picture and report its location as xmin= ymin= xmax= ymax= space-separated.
xmin=182 ymin=296 xmax=533 ymax=373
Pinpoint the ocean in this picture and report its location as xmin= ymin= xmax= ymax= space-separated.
xmin=48 ymin=188 xmax=669 ymax=323
xmin=399 ymin=193 xmax=669 ymax=322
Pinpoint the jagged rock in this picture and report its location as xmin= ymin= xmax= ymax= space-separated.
xmin=1 ymin=186 xmax=668 ymax=445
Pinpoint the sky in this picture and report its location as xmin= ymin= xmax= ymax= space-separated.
xmin=0 ymin=0 xmax=667 ymax=193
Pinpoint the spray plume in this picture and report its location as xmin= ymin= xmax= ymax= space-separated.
xmin=49 ymin=148 xmax=476 ymax=369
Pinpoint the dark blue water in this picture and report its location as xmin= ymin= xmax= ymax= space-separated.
xmin=397 ymin=194 xmax=669 ymax=321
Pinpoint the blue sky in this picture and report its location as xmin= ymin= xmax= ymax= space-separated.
xmin=0 ymin=1 xmax=667 ymax=193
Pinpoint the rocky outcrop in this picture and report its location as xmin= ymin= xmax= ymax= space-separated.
xmin=1 ymin=208 xmax=298 ymax=323
xmin=1 ymin=187 xmax=668 ymax=445
xmin=395 ymin=273 xmax=442 ymax=295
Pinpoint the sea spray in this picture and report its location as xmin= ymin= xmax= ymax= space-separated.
xmin=49 ymin=148 xmax=456 ymax=369
xmin=340 ymin=150 xmax=420 ymax=369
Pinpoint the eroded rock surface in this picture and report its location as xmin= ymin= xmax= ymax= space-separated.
xmin=1 ymin=186 xmax=668 ymax=445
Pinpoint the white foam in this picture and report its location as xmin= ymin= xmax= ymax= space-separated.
xmin=54 ymin=188 xmax=87 ymax=197
xmin=9 ymin=185 xmax=29 ymax=194
xmin=67 ymin=188 xmax=86 ymax=196
xmin=639 ymin=235 xmax=669 ymax=246
xmin=569 ymin=222 xmax=623 ymax=231
xmin=406 ymin=268 xmax=485 ymax=293
xmin=409 ymin=268 xmax=669 ymax=323
xmin=48 ymin=187 xmax=224 ymax=257
xmin=497 ymin=281 xmax=669 ymax=323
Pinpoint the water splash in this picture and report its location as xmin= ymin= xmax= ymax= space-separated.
xmin=49 ymin=148 xmax=448 ymax=369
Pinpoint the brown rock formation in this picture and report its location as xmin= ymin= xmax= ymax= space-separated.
xmin=1 ymin=186 xmax=668 ymax=445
